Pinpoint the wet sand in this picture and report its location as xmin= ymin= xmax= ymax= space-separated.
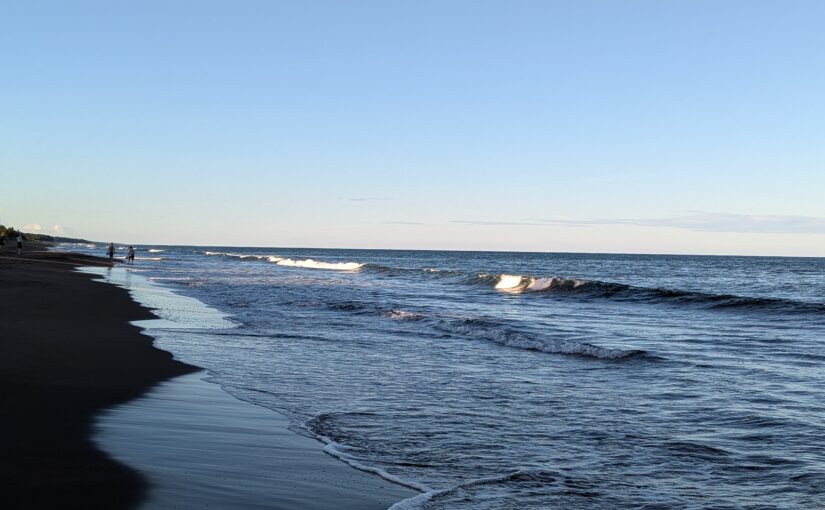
xmin=0 ymin=246 xmax=416 ymax=509
xmin=96 ymin=372 xmax=416 ymax=509
xmin=0 ymin=246 xmax=197 ymax=509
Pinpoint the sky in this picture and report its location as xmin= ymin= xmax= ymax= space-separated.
xmin=2 ymin=0 xmax=824 ymax=256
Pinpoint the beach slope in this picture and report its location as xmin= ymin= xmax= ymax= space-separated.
xmin=0 ymin=249 xmax=198 ymax=509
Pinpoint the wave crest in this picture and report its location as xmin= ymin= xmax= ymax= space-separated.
xmin=203 ymin=251 xmax=363 ymax=271
xmin=274 ymin=258 xmax=363 ymax=271
xmin=435 ymin=319 xmax=648 ymax=360
xmin=489 ymin=274 xmax=593 ymax=292
xmin=473 ymin=273 xmax=824 ymax=314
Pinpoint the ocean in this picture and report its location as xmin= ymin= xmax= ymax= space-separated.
xmin=65 ymin=244 xmax=825 ymax=509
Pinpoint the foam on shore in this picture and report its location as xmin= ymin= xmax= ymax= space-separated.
xmin=95 ymin=373 xmax=416 ymax=509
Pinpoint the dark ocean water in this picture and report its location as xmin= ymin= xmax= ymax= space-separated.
xmin=66 ymin=244 xmax=825 ymax=509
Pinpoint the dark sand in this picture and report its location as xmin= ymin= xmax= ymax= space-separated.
xmin=0 ymin=246 xmax=197 ymax=509
xmin=96 ymin=372 xmax=416 ymax=509
xmin=1 ymin=245 xmax=417 ymax=509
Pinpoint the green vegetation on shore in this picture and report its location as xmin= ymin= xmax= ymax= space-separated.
xmin=0 ymin=225 xmax=92 ymax=244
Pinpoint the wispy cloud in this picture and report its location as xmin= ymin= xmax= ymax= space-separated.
xmin=23 ymin=223 xmax=65 ymax=234
xmin=380 ymin=220 xmax=426 ymax=225
xmin=349 ymin=197 xmax=394 ymax=202
xmin=451 ymin=220 xmax=547 ymax=226
xmin=453 ymin=213 xmax=825 ymax=234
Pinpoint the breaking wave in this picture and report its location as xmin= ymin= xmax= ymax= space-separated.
xmin=199 ymin=252 xmax=823 ymax=313
xmin=202 ymin=251 xmax=363 ymax=271
xmin=203 ymin=251 xmax=275 ymax=261
xmin=435 ymin=319 xmax=649 ymax=360
xmin=274 ymin=258 xmax=363 ymax=271
xmin=473 ymin=273 xmax=825 ymax=314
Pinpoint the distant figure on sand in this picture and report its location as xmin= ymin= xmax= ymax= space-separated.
xmin=16 ymin=234 xmax=23 ymax=255
xmin=107 ymin=243 xmax=115 ymax=261
xmin=0 ymin=235 xmax=5 ymax=253
xmin=126 ymin=246 xmax=135 ymax=264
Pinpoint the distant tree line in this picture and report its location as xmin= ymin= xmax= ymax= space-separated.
xmin=0 ymin=225 xmax=91 ymax=243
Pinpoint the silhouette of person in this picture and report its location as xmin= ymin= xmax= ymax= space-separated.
xmin=126 ymin=246 xmax=135 ymax=264
xmin=107 ymin=243 xmax=115 ymax=261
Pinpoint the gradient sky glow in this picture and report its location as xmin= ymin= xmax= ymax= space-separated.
xmin=2 ymin=1 xmax=824 ymax=255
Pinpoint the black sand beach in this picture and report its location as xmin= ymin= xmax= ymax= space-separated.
xmin=0 ymin=247 xmax=197 ymax=509
xmin=0 ymin=246 xmax=415 ymax=509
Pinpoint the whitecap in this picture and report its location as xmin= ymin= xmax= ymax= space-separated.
xmin=385 ymin=309 xmax=424 ymax=321
xmin=274 ymin=258 xmax=363 ymax=271
xmin=494 ymin=274 xmax=525 ymax=290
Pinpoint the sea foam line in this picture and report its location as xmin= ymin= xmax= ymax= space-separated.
xmin=203 ymin=251 xmax=363 ymax=271
xmin=387 ymin=469 xmax=547 ymax=510
xmin=319 ymin=436 xmax=433 ymax=493
xmin=274 ymin=258 xmax=363 ymax=271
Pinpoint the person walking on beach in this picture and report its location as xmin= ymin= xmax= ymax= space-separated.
xmin=107 ymin=242 xmax=115 ymax=261
xmin=16 ymin=234 xmax=23 ymax=255
xmin=126 ymin=246 xmax=135 ymax=264
xmin=0 ymin=234 xmax=5 ymax=253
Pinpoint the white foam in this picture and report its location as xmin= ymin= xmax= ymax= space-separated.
xmin=204 ymin=251 xmax=278 ymax=261
xmin=493 ymin=274 xmax=589 ymax=293
xmin=387 ymin=489 xmax=448 ymax=510
xmin=274 ymin=258 xmax=363 ymax=271
xmin=134 ymin=256 xmax=163 ymax=261
xmin=527 ymin=277 xmax=555 ymax=291
xmin=319 ymin=436 xmax=432 ymax=493
xmin=495 ymin=274 xmax=525 ymax=290
xmin=387 ymin=470 xmax=538 ymax=510
xmin=202 ymin=252 xmax=361 ymax=270
xmin=385 ymin=309 xmax=424 ymax=321
xmin=148 ymin=249 xmax=165 ymax=253
xmin=78 ymin=267 xmax=234 ymax=330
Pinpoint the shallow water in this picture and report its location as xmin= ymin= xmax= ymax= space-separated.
xmin=71 ymin=245 xmax=825 ymax=508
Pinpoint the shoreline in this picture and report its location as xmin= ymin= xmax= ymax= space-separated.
xmin=1 ymin=246 xmax=416 ymax=509
xmin=0 ymin=246 xmax=198 ymax=509
xmin=95 ymin=372 xmax=417 ymax=509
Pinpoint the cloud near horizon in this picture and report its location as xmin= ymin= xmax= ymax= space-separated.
xmin=349 ymin=197 xmax=394 ymax=202
xmin=380 ymin=220 xmax=426 ymax=225
xmin=453 ymin=212 xmax=825 ymax=235
xmin=23 ymin=223 xmax=65 ymax=234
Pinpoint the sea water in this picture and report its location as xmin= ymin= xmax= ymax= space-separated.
xmin=65 ymin=244 xmax=825 ymax=508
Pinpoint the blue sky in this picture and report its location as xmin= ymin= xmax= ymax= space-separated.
xmin=2 ymin=1 xmax=823 ymax=255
